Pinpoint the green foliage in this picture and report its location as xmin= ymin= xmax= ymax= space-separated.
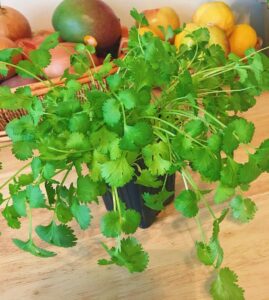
xmin=230 ymin=195 xmax=257 ymax=223
xmin=100 ymin=205 xmax=141 ymax=237
xmin=36 ymin=221 xmax=77 ymax=248
xmin=143 ymin=189 xmax=174 ymax=210
xmin=174 ymin=190 xmax=199 ymax=217
xmin=210 ymin=267 xmax=244 ymax=300
xmin=0 ymin=14 xmax=269 ymax=299
xmin=13 ymin=239 xmax=56 ymax=258
xmin=99 ymin=237 xmax=149 ymax=273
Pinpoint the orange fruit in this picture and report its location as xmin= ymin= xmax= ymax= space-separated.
xmin=138 ymin=27 xmax=158 ymax=36
xmin=193 ymin=1 xmax=235 ymax=36
xmin=229 ymin=24 xmax=257 ymax=57
xmin=142 ymin=7 xmax=180 ymax=40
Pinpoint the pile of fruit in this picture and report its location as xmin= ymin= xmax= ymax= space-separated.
xmin=138 ymin=1 xmax=260 ymax=58
xmin=0 ymin=0 xmax=122 ymax=87
xmin=0 ymin=0 xmax=261 ymax=88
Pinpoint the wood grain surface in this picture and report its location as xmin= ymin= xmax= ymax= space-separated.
xmin=0 ymin=93 xmax=269 ymax=300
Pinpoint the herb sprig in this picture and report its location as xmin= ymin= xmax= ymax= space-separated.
xmin=1 ymin=9 xmax=269 ymax=299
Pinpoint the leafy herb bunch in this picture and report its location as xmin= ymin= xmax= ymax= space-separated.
xmin=1 ymin=9 xmax=269 ymax=299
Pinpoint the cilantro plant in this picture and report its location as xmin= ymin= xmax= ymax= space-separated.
xmin=1 ymin=9 xmax=269 ymax=299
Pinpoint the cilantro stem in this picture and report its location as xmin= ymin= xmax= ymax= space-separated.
xmin=142 ymin=116 xmax=205 ymax=147
xmin=187 ymin=43 xmax=199 ymax=70
xmin=137 ymin=25 xmax=145 ymax=54
xmin=0 ymin=162 xmax=31 ymax=191
xmin=112 ymin=188 xmax=117 ymax=212
xmin=60 ymin=165 xmax=73 ymax=186
xmin=182 ymin=169 xmax=217 ymax=220
xmin=120 ymin=102 xmax=127 ymax=128
xmin=202 ymin=198 xmax=217 ymax=220
xmin=195 ymin=214 xmax=206 ymax=243
xmin=28 ymin=206 xmax=33 ymax=241
xmin=152 ymin=126 xmax=175 ymax=137
xmin=198 ymin=87 xmax=253 ymax=97
xmin=0 ymin=61 xmax=47 ymax=85
xmin=181 ymin=172 xmax=207 ymax=243
xmin=161 ymin=174 xmax=168 ymax=191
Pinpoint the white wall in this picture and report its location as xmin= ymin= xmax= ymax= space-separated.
xmin=2 ymin=0 xmax=265 ymax=37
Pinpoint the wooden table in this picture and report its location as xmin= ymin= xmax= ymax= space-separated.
xmin=0 ymin=93 xmax=269 ymax=300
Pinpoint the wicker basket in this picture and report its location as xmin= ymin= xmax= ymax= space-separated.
xmin=0 ymin=64 xmax=118 ymax=142
xmin=0 ymin=24 xmax=131 ymax=142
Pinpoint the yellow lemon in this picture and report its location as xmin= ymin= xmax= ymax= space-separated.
xmin=207 ymin=25 xmax=230 ymax=56
xmin=174 ymin=23 xmax=229 ymax=56
xmin=174 ymin=23 xmax=200 ymax=48
xmin=229 ymin=24 xmax=258 ymax=57
xmin=193 ymin=1 xmax=235 ymax=36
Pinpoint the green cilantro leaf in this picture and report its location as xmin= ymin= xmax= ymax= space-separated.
xmin=12 ymin=141 xmax=35 ymax=161
xmin=101 ymin=207 xmax=140 ymax=237
xmin=31 ymin=157 xmax=42 ymax=180
xmin=210 ymin=267 xmax=244 ymax=300
xmin=196 ymin=241 xmax=216 ymax=266
xmin=222 ymin=118 xmax=254 ymax=155
xmin=207 ymin=134 xmax=222 ymax=153
xmin=118 ymin=90 xmax=137 ymax=110
xmin=174 ymin=190 xmax=199 ymax=218
xmin=130 ymin=8 xmax=149 ymax=26
xmin=100 ymin=237 xmax=149 ymax=273
xmin=230 ymin=195 xmax=257 ymax=223
xmin=26 ymin=185 xmax=46 ymax=208
xmin=143 ymin=189 xmax=174 ymax=210
xmin=253 ymin=139 xmax=269 ymax=172
xmin=0 ymin=86 xmax=33 ymax=110
xmin=184 ymin=119 xmax=206 ymax=138
xmin=77 ymin=176 xmax=104 ymax=202
xmin=29 ymin=49 xmax=51 ymax=68
xmin=66 ymin=132 xmax=89 ymax=150
xmin=2 ymin=205 xmax=21 ymax=229
xmin=238 ymin=157 xmax=262 ymax=184
xmin=43 ymin=163 xmax=55 ymax=180
xmin=36 ymin=221 xmax=77 ymax=248
xmin=13 ymin=238 xmax=56 ymax=258
xmin=90 ymin=127 xmax=118 ymax=154
xmin=220 ymin=157 xmax=239 ymax=188
xmin=39 ymin=32 xmax=60 ymax=50
xmin=103 ymin=98 xmax=121 ymax=126
xmin=16 ymin=60 xmax=40 ymax=78
xmin=71 ymin=200 xmax=91 ymax=230
xmin=142 ymin=142 xmax=171 ymax=176
xmin=121 ymin=209 xmax=141 ymax=234
xmin=214 ymin=184 xmax=235 ymax=204
xmin=120 ymin=122 xmax=153 ymax=151
xmin=172 ymin=133 xmax=193 ymax=160
xmin=55 ymin=201 xmax=73 ymax=223
xmin=106 ymin=74 xmax=122 ymax=91
xmin=12 ymin=191 xmax=27 ymax=217
xmin=69 ymin=113 xmax=90 ymax=133
xmin=18 ymin=174 xmax=34 ymax=186
xmin=191 ymin=148 xmax=221 ymax=181
xmin=135 ymin=170 xmax=162 ymax=188
xmin=100 ymin=211 xmax=121 ymax=238
xmin=101 ymin=157 xmax=134 ymax=187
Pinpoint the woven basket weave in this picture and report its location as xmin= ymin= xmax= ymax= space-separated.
xmin=0 ymin=26 xmax=129 ymax=141
xmin=0 ymin=64 xmax=117 ymax=133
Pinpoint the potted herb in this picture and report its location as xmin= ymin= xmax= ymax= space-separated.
xmin=1 ymin=9 xmax=269 ymax=299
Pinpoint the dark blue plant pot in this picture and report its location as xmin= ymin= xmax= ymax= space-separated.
xmin=102 ymin=174 xmax=175 ymax=228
